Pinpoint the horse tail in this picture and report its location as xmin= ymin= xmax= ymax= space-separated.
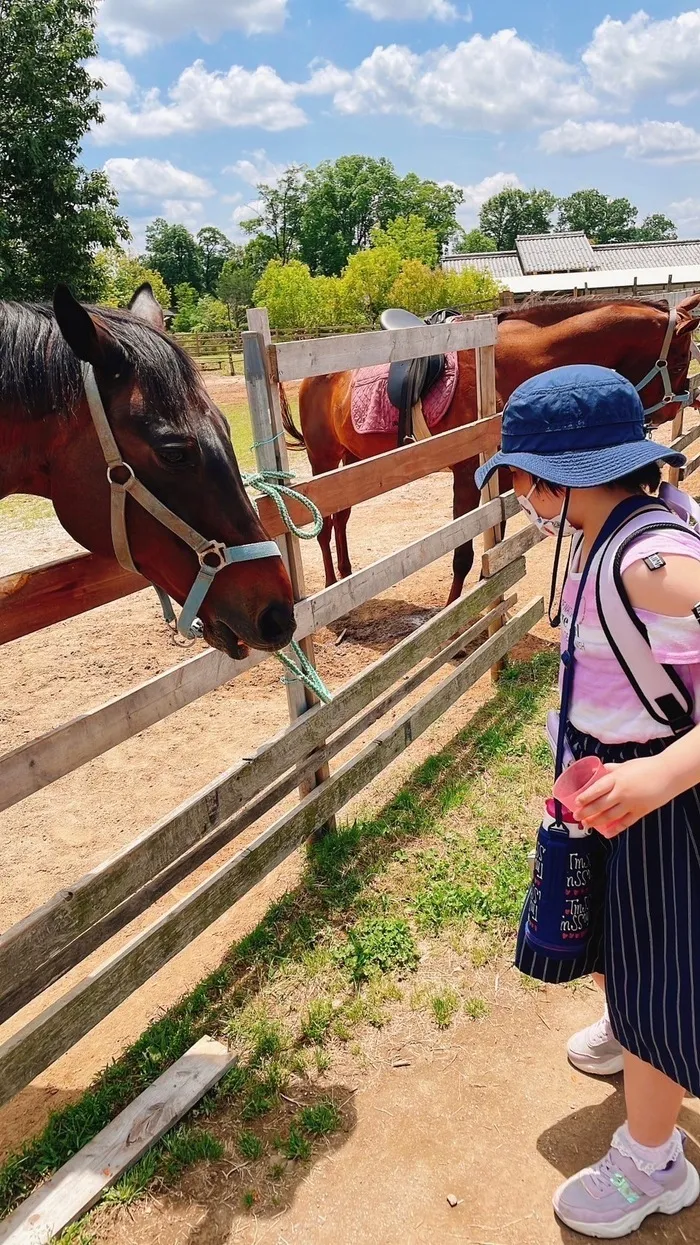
xmin=279 ymin=384 xmax=306 ymax=450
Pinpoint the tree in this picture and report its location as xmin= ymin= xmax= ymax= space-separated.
xmin=218 ymin=248 xmax=258 ymax=328
xmin=189 ymin=296 xmax=231 ymax=332
xmin=635 ymin=213 xmax=678 ymax=242
xmin=479 ymin=188 xmax=557 ymax=250
xmin=393 ymin=173 xmax=463 ymax=256
xmin=94 ymin=249 xmax=170 ymax=309
xmin=143 ymin=219 xmax=203 ymax=295
xmin=172 ymin=283 xmax=199 ymax=332
xmin=442 ymin=268 xmax=501 ymax=312
xmin=387 ymin=260 xmax=447 ymax=317
xmin=371 ymin=215 xmax=439 ymax=267
xmin=452 ymin=228 xmax=497 ymax=254
xmin=0 ymin=0 xmax=128 ymax=299
xmin=340 ymin=246 xmax=403 ymax=324
xmin=197 ymin=226 xmax=233 ymax=294
xmin=557 ymin=189 xmax=638 ymax=244
xmin=253 ymin=259 xmax=326 ymax=333
xmin=241 ymin=167 xmax=306 ymax=265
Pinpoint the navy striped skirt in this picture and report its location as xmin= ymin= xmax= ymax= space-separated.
xmin=516 ymin=723 xmax=700 ymax=1095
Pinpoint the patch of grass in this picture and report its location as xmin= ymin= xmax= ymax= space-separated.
xmin=241 ymin=1080 xmax=278 ymax=1121
xmin=103 ymin=1151 xmax=159 ymax=1206
xmin=0 ymin=493 xmax=53 ymax=530
xmin=341 ymin=917 xmax=418 ymax=982
xmin=242 ymin=1189 xmax=257 ymax=1211
xmin=56 ymin=1226 xmax=95 ymax=1245
xmin=300 ymin=999 xmax=334 ymax=1044
xmin=431 ymin=989 xmax=460 ymax=1030
xmin=299 ymin=1100 xmax=341 ymax=1137
xmin=237 ymin=1130 xmax=265 ymax=1161
xmin=281 ymin=1126 xmax=311 ymax=1162
xmin=102 ymin=1126 xmax=222 ymax=1207
xmin=464 ymin=997 xmax=490 ymax=1020
xmin=314 ymin=1048 xmax=331 ymax=1075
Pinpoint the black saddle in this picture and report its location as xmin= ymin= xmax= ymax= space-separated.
xmin=380 ymin=307 xmax=462 ymax=445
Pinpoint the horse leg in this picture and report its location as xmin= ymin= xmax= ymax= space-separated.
xmin=318 ymin=515 xmax=337 ymax=586
xmin=333 ymin=452 xmax=357 ymax=580
xmin=446 ymin=459 xmax=481 ymax=605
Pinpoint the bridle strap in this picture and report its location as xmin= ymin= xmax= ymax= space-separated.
xmin=635 ymin=307 xmax=691 ymax=415
xmin=81 ymin=362 xmax=281 ymax=638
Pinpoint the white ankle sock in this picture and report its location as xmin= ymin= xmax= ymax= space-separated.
xmin=612 ymin=1122 xmax=684 ymax=1175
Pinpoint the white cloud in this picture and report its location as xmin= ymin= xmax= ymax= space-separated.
xmin=88 ymin=57 xmax=136 ymax=99
xmin=583 ymin=10 xmax=700 ymax=100
xmin=330 ymin=31 xmax=596 ymax=131
xmin=226 ymin=149 xmax=289 ymax=186
xmin=540 ymin=119 xmax=700 ymax=164
xmin=446 ymin=171 xmax=523 ymax=227
xmin=231 ymin=199 xmax=263 ymax=241
xmin=161 ymin=200 xmax=206 ymax=230
xmin=94 ymin=60 xmax=307 ymax=143
xmin=669 ymin=198 xmax=700 ymax=228
xmin=104 ymin=157 xmax=214 ymax=200
xmin=348 ymin=0 xmax=461 ymax=19
xmin=299 ymin=60 xmax=354 ymax=96
xmin=99 ymin=0 xmax=288 ymax=55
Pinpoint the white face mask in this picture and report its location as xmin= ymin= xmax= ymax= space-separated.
xmin=517 ymin=484 xmax=576 ymax=539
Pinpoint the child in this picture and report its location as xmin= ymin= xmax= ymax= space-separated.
xmin=476 ymin=364 xmax=700 ymax=1239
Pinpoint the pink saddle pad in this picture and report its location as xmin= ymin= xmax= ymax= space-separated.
xmin=350 ymin=353 xmax=459 ymax=437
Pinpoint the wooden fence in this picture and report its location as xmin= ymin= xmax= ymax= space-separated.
xmin=0 ymin=309 xmax=545 ymax=1110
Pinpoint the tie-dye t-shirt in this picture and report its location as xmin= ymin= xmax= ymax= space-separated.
xmin=561 ymin=528 xmax=700 ymax=744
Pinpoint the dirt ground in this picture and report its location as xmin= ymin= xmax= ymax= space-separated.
xmin=1 ymin=378 xmax=698 ymax=1242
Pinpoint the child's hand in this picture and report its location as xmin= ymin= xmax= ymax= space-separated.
xmin=572 ymin=756 xmax=671 ymax=838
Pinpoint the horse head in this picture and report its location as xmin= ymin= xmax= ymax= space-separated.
xmin=50 ymin=284 xmax=295 ymax=660
xmin=674 ymin=292 xmax=700 ymax=413
xmin=638 ymin=292 xmax=700 ymax=425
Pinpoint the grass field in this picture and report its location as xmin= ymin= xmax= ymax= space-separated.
xmin=0 ymin=649 xmax=558 ymax=1236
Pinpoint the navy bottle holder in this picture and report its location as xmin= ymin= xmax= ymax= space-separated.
xmin=519 ymin=496 xmax=654 ymax=968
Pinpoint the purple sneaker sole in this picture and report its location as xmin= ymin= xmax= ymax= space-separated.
xmin=554 ymin=1160 xmax=700 ymax=1239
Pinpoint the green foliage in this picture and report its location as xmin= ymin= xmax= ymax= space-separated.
xmin=371 ymin=215 xmax=439 ymax=267
xmin=341 ymin=917 xmax=418 ymax=982
xmin=557 ymin=189 xmax=638 ymax=243
xmin=430 ymin=988 xmax=460 ymax=1029
xmin=172 ymin=282 xmax=200 ymax=331
xmin=218 ymin=248 xmax=259 ymax=327
xmin=253 ymin=258 xmax=326 ymax=332
xmin=197 ymin=225 xmax=233 ymax=294
xmin=299 ymin=1100 xmax=342 ymax=1136
xmin=479 ymin=187 xmax=557 ymax=250
xmin=464 ymin=997 xmax=490 ymax=1020
xmin=455 ymin=228 xmax=498 ymax=254
xmin=93 ymin=249 xmax=170 ymax=309
xmin=0 ymin=0 xmax=128 ymax=298
xmin=282 ymin=1125 xmax=311 ymax=1161
xmin=242 ymin=166 xmax=306 ymax=264
xmin=635 ymin=213 xmax=678 ymax=242
xmin=143 ymin=218 xmax=204 ymax=295
xmin=341 ymin=245 xmax=403 ymax=324
xmin=301 ymin=999 xmax=335 ymax=1044
xmin=189 ymin=295 xmax=231 ymax=332
xmin=386 ymin=259 xmax=446 ymax=317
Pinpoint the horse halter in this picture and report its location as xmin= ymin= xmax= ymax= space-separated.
xmin=634 ymin=306 xmax=694 ymax=416
xmin=81 ymin=362 xmax=282 ymax=639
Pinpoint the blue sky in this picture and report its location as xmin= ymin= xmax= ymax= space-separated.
xmin=85 ymin=2 xmax=700 ymax=250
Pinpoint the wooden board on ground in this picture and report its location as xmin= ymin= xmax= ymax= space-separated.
xmin=0 ymin=598 xmax=543 ymax=1108
xmin=0 ymin=1036 xmax=234 ymax=1244
xmin=272 ymin=315 xmax=497 ymax=382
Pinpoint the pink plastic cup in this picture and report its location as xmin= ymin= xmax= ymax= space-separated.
xmin=552 ymin=755 xmax=604 ymax=807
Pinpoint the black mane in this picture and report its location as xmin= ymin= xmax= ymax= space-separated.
xmin=0 ymin=301 xmax=207 ymax=423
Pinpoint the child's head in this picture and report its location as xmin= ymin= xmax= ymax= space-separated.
xmin=476 ymin=365 xmax=685 ymax=514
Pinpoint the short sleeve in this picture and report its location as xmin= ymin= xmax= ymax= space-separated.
xmin=620 ymin=530 xmax=700 ymax=666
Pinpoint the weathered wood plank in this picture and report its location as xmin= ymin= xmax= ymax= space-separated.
xmin=669 ymin=422 xmax=700 ymax=456
xmin=0 ymin=560 xmax=525 ymax=1016
xmin=0 ymin=417 xmax=501 ymax=644
xmin=0 ymin=493 xmax=509 ymax=812
xmin=0 ymin=555 xmax=145 ymax=646
xmin=482 ymin=522 xmax=543 ymax=577
xmin=0 ymin=1036 xmax=234 ymax=1244
xmin=0 ymin=597 xmax=542 ymax=1108
xmin=680 ymin=449 xmax=700 ymax=480
xmin=0 ymin=592 xmax=519 ymax=1023
xmin=272 ymin=316 xmax=497 ymax=382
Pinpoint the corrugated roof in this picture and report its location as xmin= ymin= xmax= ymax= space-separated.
xmin=592 ymin=239 xmax=700 ymax=270
xmin=516 ymin=231 xmax=597 ymax=274
xmin=502 ymin=264 xmax=700 ymax=295
xmin=441 ymin=251 xmax=523 ymax=278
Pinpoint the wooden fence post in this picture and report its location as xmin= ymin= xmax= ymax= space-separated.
xmin=668 ymin=406 xmax=685 ymax=488
xmin=475 ymin=318 xmax=506 ymax=680
xmin=243 ymin=309 xmax=332 ymax=810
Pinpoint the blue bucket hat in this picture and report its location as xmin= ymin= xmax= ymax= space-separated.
xmin=475 ymin=364 xmax=686 ymax=490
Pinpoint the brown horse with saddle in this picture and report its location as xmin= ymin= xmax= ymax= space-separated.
xmin=282 ymin=295 xmax=700 ymax=603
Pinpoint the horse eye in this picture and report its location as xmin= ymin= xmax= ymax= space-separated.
xmin=158 ymin=442 xmax=196 ymax=466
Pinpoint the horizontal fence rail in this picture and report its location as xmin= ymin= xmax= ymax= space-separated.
xmin=0 ymin=597 xmax=543 ymax=1109
xmin=0 ymin=490 xmax=520 ymax=813
xmin=0 ymin=416 xmax=501 ymax=645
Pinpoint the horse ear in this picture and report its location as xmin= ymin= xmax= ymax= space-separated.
xmin=128 ymin=282 xmax=165 ymax=331
xmin=675 ymin=292 xmax=700 ymax=335
xmin=53 ymin=285 xmax=127 ymax=373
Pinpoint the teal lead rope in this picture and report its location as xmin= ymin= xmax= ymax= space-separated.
xmin=241 ymin=468 xmax=331 ymax=703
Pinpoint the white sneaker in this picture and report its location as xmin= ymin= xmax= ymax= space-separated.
xmin=567 ymin=1014 xmax=625 ymax=1076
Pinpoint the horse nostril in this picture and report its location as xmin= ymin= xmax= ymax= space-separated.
xmin=257 ymin=602 xmax=295 ymax=646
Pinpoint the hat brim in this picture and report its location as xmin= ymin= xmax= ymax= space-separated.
xmin=475 ymin=440 xmax=686 ymax=491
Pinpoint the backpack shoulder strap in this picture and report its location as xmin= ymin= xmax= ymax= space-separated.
xmin=595 ymin=507 xmax=700 ymax=734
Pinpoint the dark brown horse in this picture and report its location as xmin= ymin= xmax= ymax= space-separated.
xmin=0 ymin=285 xmax=295 ymax=659
xmin=285 ymin=294 xmax=700 ymax=602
